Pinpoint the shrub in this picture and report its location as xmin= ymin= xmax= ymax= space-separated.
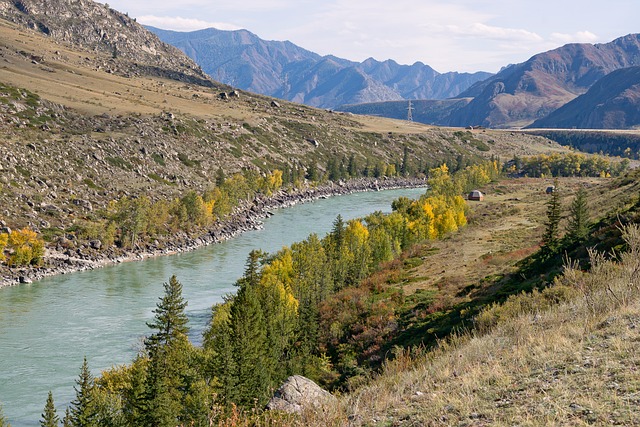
xmin=7 ymin=227 xmax=45 ymax=266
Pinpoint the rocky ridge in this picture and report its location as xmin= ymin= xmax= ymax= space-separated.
xmin=0 ymin=0 xmax=214 ymax=86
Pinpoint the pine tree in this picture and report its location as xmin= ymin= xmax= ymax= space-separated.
xmin=215 ymin=167 xmax=226 ymax=187
xmin=566 ymin=187 xmax=590 ymax=242
xmin=401 ymin=146 xmax=411 ymax=176
xmin=62 ymin=408 xmax=71 ymax=427
xmin=68 ymin=357 xmax=95 ymax=427
xmin=0 ymin=404 xmax=9 ymax=427
xmin=542 ymin=179 xmax=562 ymax=253
xmin=145 ymin=275 xmax=189 ymax=352
xmin=144 ymin=275 xmax=191 ymax=427
xmin=347 ymin=154 xmax=358 ymax=178
xmin=229 ymin=282 xmax=270 ymax=407
xmin=40 ymin=391 xmax=59 ymax=427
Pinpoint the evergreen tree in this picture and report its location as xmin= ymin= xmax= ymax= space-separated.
xmin=40 ymin=391 xmax=59 ymax=427
xmin=305 ymin=162 xmax=318 ymax=182
xmin=229 ymin=274 xmax=270 ymax=406
xmin=566 ymin=187 xmax=590 ymax=242
xmin=0 ymin=404 xmax=9 ymax=427
xmin=215 ymin=167 xmax=226 ymax=187
xmin=347 ymin=154 xmax=358 ymax=178
xmin=327 ymin=157 xmax=340 ymax=182
xmin=401 ymin=146 xmax=410 ymax=176
xmin=330 ymin=215 xmax=345 ymax=253
xmin=144 ymin=276 xmax=192 ymax=427
xmin=68 ymin=357 xmax=96 ymax=427
xmin=62 ymin=408 xmax=71 ymax=427
xmin=542 ymin=180 xmax=562 ymax=253
xmin=145 ymin=275 xmax=189 ymax=352
xmin=121 ymin=359 xmax=148 ymax=427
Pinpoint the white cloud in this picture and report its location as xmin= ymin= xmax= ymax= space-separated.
xmin=102 ymin=0 xmax=639 ymax=73
xmin=550 ymin=31 xmax=599 ymax=44
xmin=136 ymin=15 xmax=242 ymax=32
xmin=448 ymin=23 xmax=544 ymax=42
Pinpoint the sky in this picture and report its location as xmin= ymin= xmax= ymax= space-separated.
xmin=101 ymin=0 xmax=638 ymax=73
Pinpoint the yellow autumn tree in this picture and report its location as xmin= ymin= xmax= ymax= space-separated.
xmin=7 ymin=227 xmax=45 ymax=266
xmin=260 ymin=169 xmax=284 ymax=196
xmin=0 ymin=232 xmax=7 ymax=262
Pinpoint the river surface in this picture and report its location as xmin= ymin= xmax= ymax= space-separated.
xmin=0 ymin=187 xmax=425 ymax=426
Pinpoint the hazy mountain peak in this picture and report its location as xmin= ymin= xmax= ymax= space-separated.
xmin=149 ymin=26 xmax=491 ymax=108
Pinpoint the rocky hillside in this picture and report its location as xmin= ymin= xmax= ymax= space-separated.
xmin=444 ymin=34 xmax=640 ymax=128
xmin=529 ymin=66 xmax=640 ymax=129
xmin=0 ymin=0 xmax=213 ymax=86
xmin=148 ymin=26 xmax=492 ymax=109
xmin=0 ymin=8 xmax=568 ymax=284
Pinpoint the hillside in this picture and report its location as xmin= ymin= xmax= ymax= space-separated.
xmin=291 ymin=170 xmax=640 ymax=426
xmin=529 ymin=66 xmax=640 ymax=129
xmin=0 ymin=2 xmax=569 ymax=286
xmin=444 ymin=34 xmax=640 ymax=128
xmin=147 ymin=26 xmax=492 ymax=109
xmin=0 ymin=0 xmax=212 ymax=86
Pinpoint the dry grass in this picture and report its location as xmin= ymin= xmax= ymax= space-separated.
xmin=399 ymin=177 xmax=605 ymax=302
xmin=297 ymin=225 xmax=640 ymax=426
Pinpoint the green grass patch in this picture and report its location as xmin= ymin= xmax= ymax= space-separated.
xmin=105 ymin=156 xmax=132 ymax=171
xmin=151 ymin=153 xmax=165 ymax=166
xmin=82 ymin=178 xmax=102 ymax=190
xmin=178 ymin=153 xmax=200 ymax=167
xmin=148 ymin=173 xmax=174 ymax=185
xmin=15 ymin=165 xmax=31 ymax=178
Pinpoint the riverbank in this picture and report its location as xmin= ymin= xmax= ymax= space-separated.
xmin=0 ymin=177 xmax=426 ymax=288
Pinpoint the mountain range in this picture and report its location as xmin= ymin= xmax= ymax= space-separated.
xmin=147 ymin=26 xmax=492 ymax=109
xmin=149 ymin=25 xmax=640 ymax=129
xmin=444 ymin=34 xmax=640 ymax=128
xmin=529 ymin=66 xmax=640 ymax=129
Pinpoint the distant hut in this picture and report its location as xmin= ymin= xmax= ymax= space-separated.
xmin=468 ymin=190 xmax=484 ymax=201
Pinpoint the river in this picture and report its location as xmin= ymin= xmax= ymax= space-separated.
xmin=0 ymin=187 xmax=425 ymax=426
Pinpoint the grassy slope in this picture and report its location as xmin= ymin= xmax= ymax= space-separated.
xmin=292 ymin=172 xmax=640 ymax=426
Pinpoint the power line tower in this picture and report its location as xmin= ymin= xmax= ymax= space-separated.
xmin=407 ymin=100 xmax=414 ymax=122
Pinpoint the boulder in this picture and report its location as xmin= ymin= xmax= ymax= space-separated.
xmin=265 ymin=375 xmax=336 ymax=414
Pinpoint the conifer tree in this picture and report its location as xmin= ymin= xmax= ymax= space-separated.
xmin=0 ymin=404 xmax=9 ymax=427
xmin=144 ymin=275 xmax=191 ymax=427
xmin=566 ymin=187 xmax=590 ymax=242
xmin=68 ymin=357 xmax=95 ymax=427
xmin=62 ymin=408 xmax=71 ymax=427
xmin=40 ymin=391 xmax=59 ymax=427
xmin=145 ymin=275 xmax=189 ymax=352
xmin=401 ymin=146 xmax=410 ymax=176
xmin=542 ymin=179 xmax=562 ymax=253
xmin=230 ymin=282 xmax=270 ymax=406
xmin=347 ymin=154 xmax=358 ymax=177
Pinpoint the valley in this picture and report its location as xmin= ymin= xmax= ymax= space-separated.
xmin=0 ymin=1 xmax=639 ymax=426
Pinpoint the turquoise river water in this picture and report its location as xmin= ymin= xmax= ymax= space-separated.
xmin=0 ymin=187 xmax=425 ymax=426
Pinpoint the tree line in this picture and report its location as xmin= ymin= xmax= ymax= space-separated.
xmin=507 ymin=152 xmax=629 ymax=178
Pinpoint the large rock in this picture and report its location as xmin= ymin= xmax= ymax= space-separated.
xmin=265 ymin=375 xmax=336 ymax=414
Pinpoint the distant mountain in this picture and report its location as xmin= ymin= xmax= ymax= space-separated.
xmin=444 ymin=34 xmax=640 ymax=128
xmin=529 ymin=66 xmax=640 ymax=129
xmin=147 ymin=26 xmax=492 ymax=108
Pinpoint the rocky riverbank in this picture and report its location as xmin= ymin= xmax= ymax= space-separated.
xmin=0 ymin=178 xmax=426 ymax=288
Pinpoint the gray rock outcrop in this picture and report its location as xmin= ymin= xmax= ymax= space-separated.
xmin=266 ymin=375 xmax=337 ymax=414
